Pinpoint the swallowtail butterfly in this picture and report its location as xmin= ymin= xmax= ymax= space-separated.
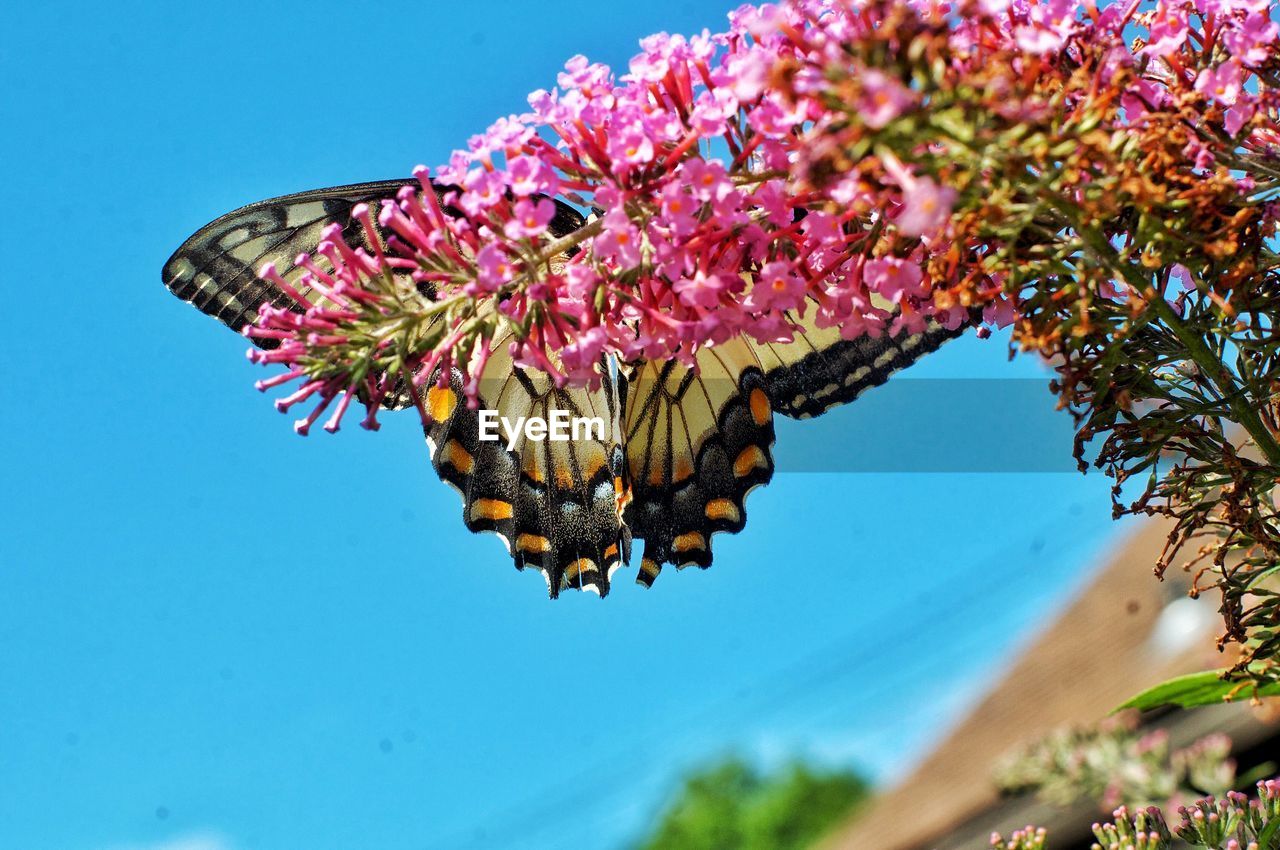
xmin=163 ymin=180 xmax=965 ymax=597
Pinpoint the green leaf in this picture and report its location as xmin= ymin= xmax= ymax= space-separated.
xmin=1117 ymin=670 xmax=1280 ymax=711
xmin=1258 ymin=816 xmax=1280 ymax=850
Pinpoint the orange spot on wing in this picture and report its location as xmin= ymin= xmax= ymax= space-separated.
xmin=582 ymin=450 xmax=606 ymax=481
xmin=673 ymin=532 xmax=706 ymax=553
xmin=705 ymin=499 xmax=740 ymax=523
xmin=733 ymin=445 xmax=767 ymax=478
xmin=555 ymin=464 xmax=575 ymax=488
xmin=470 ymin=498 xmax=513 ymax=521
xmin=427 ymin=386 xmax=458 ymax=422
xmin=442 ymin=440 xmax=474 ymax=474
xmin=522 ymin=451 xmax=544 ymax=483
xmin=648 ymin=463 xmax=667 ymax=486
xmin=749 ymin=388 xmax=771 ymax=426
xmin=516 ymin=533 xmax=550 ymax=554
xmin=603 ymin=543 xmax=619 ymax=560
xmin=673 ymin=455 xmax=694 ymax=483
xmin=614 ymin=476 xmax=633 ymax=515
xmin=564 ymin=558 xmax=597 ymax=583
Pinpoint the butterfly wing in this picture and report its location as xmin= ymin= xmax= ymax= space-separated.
xmin=163 ymin=181 xmax=626 ymax=597
xmin=621 ymin=312 xmax=969 ymax=586
xmin=424 ymin=348 xmax=631 ymax=597
xmin=164 ymin=181 xmax=968 ymax=594
xmin=621 ymin=339 xmax=777 ymax=586
xmin=162 ymin=179 xmax=417 ymax=346
xmin=750 ymin=312 xmax=970 ymax=420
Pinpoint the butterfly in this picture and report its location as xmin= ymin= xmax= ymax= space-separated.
xmin=163 ymin=179 xmax=966 ymax=597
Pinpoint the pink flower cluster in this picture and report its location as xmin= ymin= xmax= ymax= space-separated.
xmin=247 ymin=0 xmax=1278 ymax=433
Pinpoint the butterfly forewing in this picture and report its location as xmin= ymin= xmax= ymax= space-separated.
xmin=162 ymin=180 xmax=418 ymax=343
xmin=749 ymin=308 xmax=971 ymax=420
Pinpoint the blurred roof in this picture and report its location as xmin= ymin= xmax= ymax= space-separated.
xmin=820 ymin=516 xmax=1270 ymax=850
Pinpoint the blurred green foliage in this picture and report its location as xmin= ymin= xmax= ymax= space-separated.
xmin=634 ymin=757 xmax=871 ymax=850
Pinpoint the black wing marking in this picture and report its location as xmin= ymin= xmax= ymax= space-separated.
xmin=620 ymin=312 xmax=971 ymax=587
xmin=161 ymin=178 xmax=586 ymax=401
xmin=162 ymin=179 xmax=417 ymax=343
xmin=749 ymin=312 xmax=971 ymax=419
xmin=621 ymin=339 xmax=776 ymax=586
xmin=423 ymin=344 xmax=630 ymax=598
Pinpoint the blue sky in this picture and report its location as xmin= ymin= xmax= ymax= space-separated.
xmin=1 ymin=3 xmax=1127 ymax=849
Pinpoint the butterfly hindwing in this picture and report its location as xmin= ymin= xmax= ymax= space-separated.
xmin=621 ymin=340 xmax=777 ymax=586
xmin=425 ymin=346 xmax=631 ymax=597
xmin=619 ymin=313 xmax=970 ymax=587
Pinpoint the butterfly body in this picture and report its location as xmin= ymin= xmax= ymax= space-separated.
xmin=163 ymin=180 xmax=967 ymax=597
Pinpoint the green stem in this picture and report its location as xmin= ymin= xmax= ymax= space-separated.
xmin=1145 ymin=293 xmax=1280 ymax=466
xmin=1080 ymin=228 xmax=1280 ymax=467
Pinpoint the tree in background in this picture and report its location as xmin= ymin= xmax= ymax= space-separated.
xmin=636 ymin=757 xmax=871 ymax=850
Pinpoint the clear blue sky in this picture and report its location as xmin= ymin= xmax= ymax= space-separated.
xmin=0 ymin=3 xmax=1127 ymax=849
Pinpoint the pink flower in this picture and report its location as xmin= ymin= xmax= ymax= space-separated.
xmin=864 ymin=258 xmax=927 ymax=303
xmin=681 ymin=159 xmax=734 ymax=204
xmin=474 ymin=244 xmax=516 ymax=293
xmin=714 ymin=44 xmax=771 ymax=101
xmin=983 ymin=296 xmax=1018 ymax=329
xmin=858 ymin=69 xmax=914 ymax=128
xmin=1195 ymin=61 xmax=1244 ymax=106
xmin=607 ymin=124 xmax=655 ymax=173
xmin=746 ymin=94 xmax=803 ymax=137
xmin=558 ymin=55 xmax=613 ymax=99
xmin=879 ymin=153 xmax=956 ymax=238
xmin=1121 ymin=79 xmax=1169 ymax=120
xmin=1143 ymin=3 xmax=1188 ymax=58
xmin=692 ymin=311 xmax=738 ymax=346
xmin=507 ymin=156 xmax=557 ymax=197
xmin=1014 ymin=0 xmax=1077 ymax=54
xmin=1170 ymin=264 xmax=1195 ymax=291
xmin=459 ymin=169 xmax=504 ymax=217
xmin=895 ymin=175 xmax=957 ymax=237
xmin=674 ymin=270 xmax=730 ymax=309
xmin=658 ymin=182 xmax=701 ymax=236
xmin=560 ymin=326 xmax=608 ymax=378
xmin=468 ymin=115 xmax=534 ymax=159
xmin=690 ymin=89 xmax=740 ymax=137
xmin=562 ymin=263 xmax=599 ymax=303
xmin=746 ymin=261 xmax=807 ymax=312
xmin=1221 ymin=13 xmax=1278 ymax=66
xmin=751 ymin=179 xmax=791 ymax=228
xmin=594 ymin=209 xmax=644 ymax=266
xmin=1225 ymin=103 xmax=1254 ymax=136
xmin=504 ymin=198 xmax=557 ymax=240
xmin=527 ymin=88 xmax=569 ymax=125
xmin=628 ymin=33 xmax=673 ymax=83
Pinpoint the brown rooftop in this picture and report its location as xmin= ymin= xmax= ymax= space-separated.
xmin=819 ymin=515 xmax=1268 ymax=850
